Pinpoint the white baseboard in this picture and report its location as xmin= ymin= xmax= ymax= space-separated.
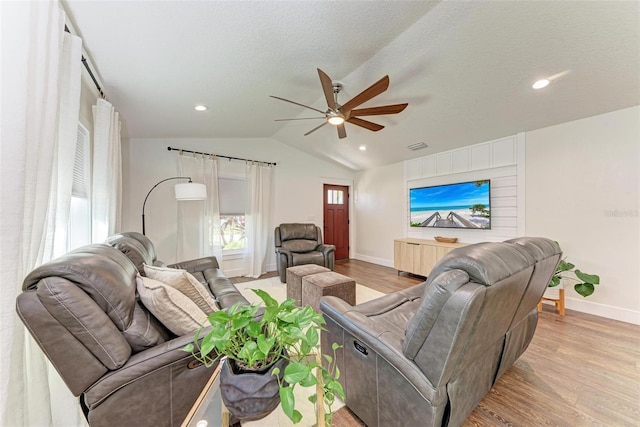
xmin=564 ymin=298 xmax=640 ymax=325
xmin=352 ymin=253 xmax=394 ymax=268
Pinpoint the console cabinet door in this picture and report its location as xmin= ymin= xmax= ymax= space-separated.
xmin=394 ymin=240 xmax=416 ymax=273
xmin=394 ymin=239 xmax=465 ymax=277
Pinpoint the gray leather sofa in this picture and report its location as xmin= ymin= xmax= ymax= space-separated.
xmin=16 ymin=244 xmax=221 ymax=427
xmin=274 ymin=223 xmax=335 ymax=282
xmin=320 ymin=237 xmax=561 ymax=427
xmin=106 ymin=231 xmax=248 ymax=308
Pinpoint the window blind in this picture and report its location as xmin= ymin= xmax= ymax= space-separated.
xmin=72 ymin=124 xmax=90 ymax=198
xmin=219 ymin=177 xmax=246 ymax=215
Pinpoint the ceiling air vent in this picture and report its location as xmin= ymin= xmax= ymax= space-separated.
xmin=407 ymin=142 xmax=428 ymax=151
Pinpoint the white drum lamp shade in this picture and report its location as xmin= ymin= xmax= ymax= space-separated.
xmin=174 ymin=182 xmax=207 ymax=200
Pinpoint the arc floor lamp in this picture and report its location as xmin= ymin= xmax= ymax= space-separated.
xmin=142 ymin=177 xmax=207 ymax=235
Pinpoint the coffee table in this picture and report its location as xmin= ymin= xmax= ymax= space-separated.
xmin=181 ymin=356 xmax=328 ymax=427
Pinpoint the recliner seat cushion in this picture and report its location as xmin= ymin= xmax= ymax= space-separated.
xmin=144 ymin=265 xmax=219 ymax=313
xmin=292 ymin=252 xmax=324 ymax=266
xmin=281 ymin=240 xmax=320 ymax=253
xmin=136 ymin=276 xmax=208 ymax=335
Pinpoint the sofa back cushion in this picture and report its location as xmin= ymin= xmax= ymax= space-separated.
xmin=23 ymin=245 xmax=170 ymax=358
xmin=119 ymin=231 xmax=158 ymax=262
xmin=402 ymin=239 xmax=560 ymax=388
xmin=105 ymin=234 xmax=153 ymax=275
xmin=277 ymin=224 xmax=320 ymax=244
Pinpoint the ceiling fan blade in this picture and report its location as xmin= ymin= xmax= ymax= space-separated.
xmin=337 ymin=123 xmax=347 ymax=139
xmin=347 ymin=117 xmax=384 ymax=132
xmin=341 ymin=75 xmax=390 ymax=114
xmin=304 ymin=121 xmax=328 ymax=136
xmin=270 ymin=95 xmax=326 ymax=115
xmin=318 ymin=68 xmax=337 ymax=110
xmin=350 ymin=103 xmax=408 ymax=117
xmin=275 ymin=117 xmax=325 ymax=121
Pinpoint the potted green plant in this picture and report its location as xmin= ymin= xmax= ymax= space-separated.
xmin=549 ymin=258 xmax=600 ymax=297
xmin=183 ymin=289 xmax=345 ymax=425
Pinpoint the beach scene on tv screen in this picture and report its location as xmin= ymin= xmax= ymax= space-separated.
xmin=410 ymin=180 xmax=491 ymax=229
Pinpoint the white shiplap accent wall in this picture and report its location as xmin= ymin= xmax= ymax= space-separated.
xmin=404 ymin=134 xmax=525 ymax=244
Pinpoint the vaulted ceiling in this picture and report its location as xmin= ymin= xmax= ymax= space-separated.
xmin=64 ymin=1 xmax=640 ymax=171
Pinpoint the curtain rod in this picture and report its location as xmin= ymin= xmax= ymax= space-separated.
xmin=64 ymin=25 xmax=105 ymax=98
xmin=167 ymin=147 xmax=276 ymax=166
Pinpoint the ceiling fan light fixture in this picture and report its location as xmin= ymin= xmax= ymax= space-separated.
xmin=327 ymin=116 xmax=345 ymax=125
xmin=194 ymin=104 xmax=208 ymax=111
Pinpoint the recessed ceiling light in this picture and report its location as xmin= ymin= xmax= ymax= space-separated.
xmin=194 ymin=105 xmax=208 ymax=111
xmin=532 ymin=79 xmax=550 ymax=90
xmin=359 ymin=145 xmax=367 ymax=151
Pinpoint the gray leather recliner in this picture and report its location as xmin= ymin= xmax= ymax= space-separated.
xmin=106 ymin=231 xmax=248 ymax=308
xmin=16 ymin=244 xmax=217 ymax=427
xmin=274 ymin=223 xmax=336 ymax=282
xmin=320 ymin=237 xmax=561 ymax=427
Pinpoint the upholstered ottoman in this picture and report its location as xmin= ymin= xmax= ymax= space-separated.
xmin=302 ymin=271 xmax=356 ymax=312
xmin=286 ymin=265 xmax=331 ymax=306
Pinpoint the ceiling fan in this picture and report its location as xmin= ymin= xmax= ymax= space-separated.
xmin=270 ymin=68 xmax=408 ymax=139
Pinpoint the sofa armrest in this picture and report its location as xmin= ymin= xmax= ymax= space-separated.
xmin=168 ymin=256 xmax=219 ymax=272
xmin=275 ymin=247 xmax=293 ymax=265
xmin=319 ymin=295 xmax=441 ymax=403
xmin=84 ymin=327 xmax=214 ymax=409
xmin=317 ymin=244 xmax=335 ymax=255
xmin=317 ymin=244 xmax=335 ymax=269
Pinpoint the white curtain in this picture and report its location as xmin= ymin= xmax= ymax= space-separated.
xmin=244 ymin=162 xmax=274 ymax=278
xmin=0 ymin=1 xmax=87 ymax=425
xmin=176 ymin=153 xmax=223 ymax=264
xmin=91 ymin=98 xmax=122 ymax=242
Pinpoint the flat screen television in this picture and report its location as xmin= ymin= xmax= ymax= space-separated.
xmin=409 ymin=180 xmax=491 ymax=229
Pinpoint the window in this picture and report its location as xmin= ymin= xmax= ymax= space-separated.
xmin=327 ymin=189 xmax=344 ymax=205
xmin=68 ymin=123 xmax=91 ymax=250
xmin=219 ymin=177 xmax=246 ymax=250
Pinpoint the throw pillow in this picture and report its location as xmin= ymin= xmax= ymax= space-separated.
xmin=143 ymin=265 xmax=219 ymax=314
xmin=136 ymin=275 xmax=208 ymax=335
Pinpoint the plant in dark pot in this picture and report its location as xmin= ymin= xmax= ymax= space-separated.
xmin=183 ymin=289 xmax=344 ymax=425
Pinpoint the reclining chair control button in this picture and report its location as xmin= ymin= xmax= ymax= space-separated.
xmin=354 ymin=341 xmax=368 ymax=356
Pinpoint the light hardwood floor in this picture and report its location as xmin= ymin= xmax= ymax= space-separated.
xmin=234 ymin=259 xmax=640 ymax=426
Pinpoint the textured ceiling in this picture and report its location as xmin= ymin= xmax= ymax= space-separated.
xmin=64 ymin=0 xmax=640 ymax=171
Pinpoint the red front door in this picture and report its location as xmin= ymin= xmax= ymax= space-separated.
xmin=323 ymin=184 xmax=349 ymax=260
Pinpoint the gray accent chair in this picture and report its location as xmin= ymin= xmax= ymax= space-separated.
xmin=274 ymin=223 xmax=336 ymax=283
xmin=106 ymin=231 xmax=248 ymax=308
xmin=320 ymin=237 xmax=561 ymax=427
xmin=16 ymin=244 xmax=216 ymax=427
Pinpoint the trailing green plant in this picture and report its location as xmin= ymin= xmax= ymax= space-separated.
xmin=549 ymin=258 xmax=600 ymax=297
xmin=182 ymin=289 xmax=345 ymax=425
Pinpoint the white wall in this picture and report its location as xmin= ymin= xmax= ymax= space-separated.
xmin=353 ymin=162 xmax=405 ymax=267
xmin=526 ymin=106 xmax=640 ymax=324
xmin=352 ymin=106 xmax=639 ymax=324
xmin=122 ymin=137 xmax=354 ymax=274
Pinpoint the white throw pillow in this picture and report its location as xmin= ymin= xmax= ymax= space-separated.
xmin=143 ymin=265 xmax=219 ymax=314
xmin=136 ymin=276 xmax=208 ymax=335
